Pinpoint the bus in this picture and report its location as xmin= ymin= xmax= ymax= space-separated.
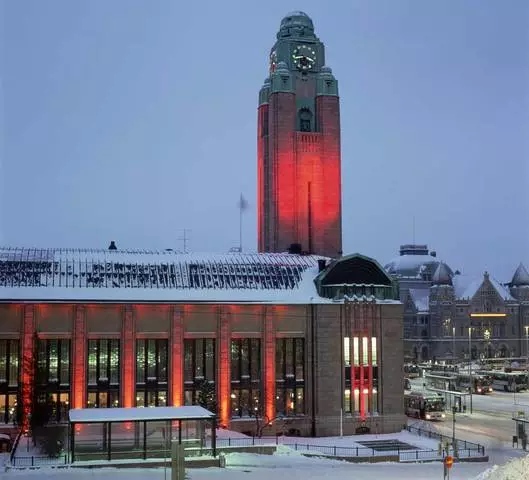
xmin=404 ymin=391 xmax=446 ymax=421
xmin=404 ymin=377 xmax=411 ymax=391
xmin=456 ymin=374 xmax=493 ymax=394
xmin=426 ymin=371 xmax=493 ymax=395
xmin=476 ymin=370 xmax=528 ymax=392
xmin=404 ymin=364 xmax=421 ymax=379
xmin=425 ymin=372 xmax=458 ymax=392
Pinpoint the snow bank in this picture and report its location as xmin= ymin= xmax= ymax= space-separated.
xmin=476 ymin=453 xmax=529 ymax=480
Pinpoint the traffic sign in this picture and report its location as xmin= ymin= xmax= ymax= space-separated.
xmin=444 ymin=455 xmax=454 ymax=469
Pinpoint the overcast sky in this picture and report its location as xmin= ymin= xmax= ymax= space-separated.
xmin=1 ymin=0 xmax=528 ymax=280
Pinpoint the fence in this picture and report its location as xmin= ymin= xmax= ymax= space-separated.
xmin=10 ymin=430 xmax=486 ymax=467
xmin=216 ymin=436 xmax=485 ymax=461
xmin=11 ymin=454 xmax=68 ymax=467
xmin=405 ymin=424 xmax=485 ymax=455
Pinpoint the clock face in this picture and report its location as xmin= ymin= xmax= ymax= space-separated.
xmin=292 ymin=45 xmax=316 ymax=71
xmin=269 ymin=51 xmax=277 ymax=73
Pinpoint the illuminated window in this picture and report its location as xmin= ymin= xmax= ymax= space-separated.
xmin=231 ymin=338 xmax=261 ymax=417
xmin=0 ymin=340 xmax=18 ymax=424
xmin=344 ymin=388 xmax=351 ymax=413
xmin=136 ymin=339 xmax=168 ymax=407
xmin=184 ymin=338 xmax=216 ymax=410
xmin=36 ymin=339 xmax=70 ymax=423
xmin=86 ymin=339 xmax=120 ymax=408
xmin=344 ymin=337 xmax=350 ymax=366
xmin=362 ymin=337 xmax=368 ymax=365
xmin=345 ymin=336 xmax=379 ymax=415
xmin=276 ymin=338 xmax=305 ymax=416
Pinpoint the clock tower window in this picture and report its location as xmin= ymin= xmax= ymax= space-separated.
xmin=299 ymin=108 xmax=313 ymax=132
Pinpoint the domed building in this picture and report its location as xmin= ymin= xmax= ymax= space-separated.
xmin=386 ymin=244 xmax=529 ymax=363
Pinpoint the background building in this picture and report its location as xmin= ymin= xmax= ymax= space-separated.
xmin=258 ymin=12 xmax=342 ymax=257
xmin=386 ymin=244 xmax=529 ymax=362
xmin=0 ymin=247 xmax=403 ymax=437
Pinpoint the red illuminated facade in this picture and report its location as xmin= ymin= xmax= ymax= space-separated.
xmin=0 ymin=249 xmax=404 ymax=438
xmin=258 ymin=12 xmax=342 ymax=257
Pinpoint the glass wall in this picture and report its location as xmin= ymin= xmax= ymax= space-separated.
xmin=230 ymin=338 xmax=261 ymax=417
xmin=0 ymin=339 xmax=19 ymax=424
xmin=136 ymin=339 xmax=168 ymax=407
xmin=37 ymin=339 xmax=70 ymax=423
xmin=87 ymin=339 xmax=120 ymax=408
xmin=184 ymin=339 xmax=216 ymax=407
xmin=275 ymin=338 xmax=304 ymax=416
xmin=344 ymin=336 xmax=378 ymax=415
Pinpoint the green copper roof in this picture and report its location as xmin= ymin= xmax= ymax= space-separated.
xmin=278 ymin=11 xmax=316 ymax=39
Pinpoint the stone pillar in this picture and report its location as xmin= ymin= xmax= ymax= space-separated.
xmin=21 ymin=304 xmax=35 ymax=431
xmin=122 ymin=305 xmax=135 ymax=408
xmin=217 ymin=307 xmax=231 ymax=428
xmin=72 ymin=305 xmax=87 ymax=409
xmin=264 ymin=307 xmax=276 ymax=422
xmin=170 ymin=307 xmax=184 ymax=407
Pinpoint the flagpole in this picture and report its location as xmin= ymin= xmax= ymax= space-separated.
xmin=239 ymin=197 xmax=243 ymax=252
xmin=238 ymin=193 xmax=248 ymax=253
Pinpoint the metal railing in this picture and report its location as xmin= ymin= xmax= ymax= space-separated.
xmin=9 ymin=431 xmax=486 ymax=468
xmin=405 ymin=424 xmax=485 ymax=455
xmin=11 ymin=454 xmax=68 ymax=467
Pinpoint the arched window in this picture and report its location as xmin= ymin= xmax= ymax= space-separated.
xmin=299 ymin=108 xmax=313 ymax=132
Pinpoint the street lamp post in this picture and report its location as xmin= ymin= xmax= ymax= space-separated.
xmin=468 ymin=327 xmax=473 ymax=414
xmin=525 ymin=326 xmax=529 ymax=391
xmin=452 ymin=405 xmax=457 ymax=453
xmin=452 ymin=327 xmax=456 ymax=365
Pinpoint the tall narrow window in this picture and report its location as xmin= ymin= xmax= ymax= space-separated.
xmin=136 ymin=339 xmax=168 ymax=407
xmin=344 ymin=337 xmax=351 ymax=367
xmin=86 ymin=339 xmax=120 ymax=408
xmin=275 ymin=338 xmax=305 ymax=416
xmin=183 ymin=338 xmax=216 ymax=410
xmin=0 ymin=340 xmax=19 ymax=424
xmin=362 ymin=337 xmax=369 ymax=365
xmin=299 ymin=108 xmax=313 ymax=132
xmin=343 ymin=337 xmax=351 ymax=412
xmin=36 ymin=339 xmax=70 ymax=423
xmin=372 ymin=337 xmax=379 ymax=414
xmin=231 ymin=338 xmax=261 ymax=418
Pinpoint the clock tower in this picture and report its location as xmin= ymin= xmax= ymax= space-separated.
xmin=258 ymin=11 xmax=342 ymax=257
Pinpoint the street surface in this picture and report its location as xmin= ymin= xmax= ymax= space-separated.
xmin=409 ymin=377 xmax=529 ymax=466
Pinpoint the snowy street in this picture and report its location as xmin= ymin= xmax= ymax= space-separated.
xmin=2 ymin=448 xmax=527 ymax=480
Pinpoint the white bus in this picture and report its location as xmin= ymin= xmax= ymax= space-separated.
xmin=477 ymin=370 xmax=528 ymax=392
xmin=456 ymin=374 xmax=493 ymax=394
xmin=404 ymin=391 xmax=446 ymax=421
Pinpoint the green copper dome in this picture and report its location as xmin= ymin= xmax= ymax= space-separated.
xmin=278 ymin=11 xmax=315 ymax=39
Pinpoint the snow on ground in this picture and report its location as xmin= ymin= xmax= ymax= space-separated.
xmin=3 ymin=427 xmax=521 ymax=479
xmin=272 ymin=429 xmax=440 ymax=450
xmin=476 ymin=453 xmax=529 ymax=480
xmin=0 ymin=450 xmax=496 ymax=480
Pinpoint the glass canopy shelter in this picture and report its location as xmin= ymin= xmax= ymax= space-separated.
xmin=69 ymin=405 xmax=217 ymax=463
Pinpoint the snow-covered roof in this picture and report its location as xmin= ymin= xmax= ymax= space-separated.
xmin=69 ymin=405 xmax=214 ymax=423
xmin=409 ymin=289 xmax=430 ymax=313
xmin=511 ymin=263 xmax=529 ymax=287
xmin=452 ymin=273 xmax=514 ymax=301
xmin=385 ymin=254 xmax=452 ymax=280
xmin=432 ymin=263 xmax=452 ymax=286
xmin=0 ymin=247 xmax=336 ymax=304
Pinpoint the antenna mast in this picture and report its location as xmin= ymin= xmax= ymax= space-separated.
xmin=178 ymin=229 xmax=191 ymax=253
